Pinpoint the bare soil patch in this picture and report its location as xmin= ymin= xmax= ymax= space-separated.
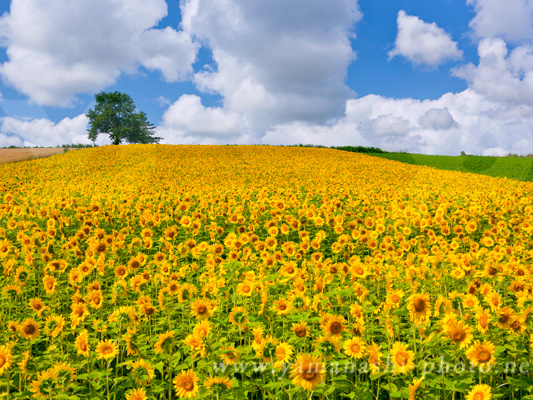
xmin=0 ymin=148 xmax=75 ymax=164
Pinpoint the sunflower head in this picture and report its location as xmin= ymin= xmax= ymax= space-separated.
xmin=173 ymin=369 xmax=200 ymax=399
xmin=290 ymin=354 xmax=325 ymax=391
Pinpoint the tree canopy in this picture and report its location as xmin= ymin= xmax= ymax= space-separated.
xmin=87 ymin=91 xmax=161 ymax=145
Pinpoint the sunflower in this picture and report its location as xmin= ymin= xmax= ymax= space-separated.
xmin=485 ymin=291 xmax=501 ymax=311
xmin=30 ymin=369 xmax=57 ymax=399
xmin=475 ymin=308 xmax=490 ymax=334
xmin=70 ymin=303 xmax=89 ymax=328
xmin=87 ymin=290 xmax=104 ymax=309
xmin=125 ymin=388 xmax=148 ymax=400
xmin=497 ymin=307 xmax=514 ymax=329
xmin=73 ymin=329 xmax=90 ymax=357
xmin=228 ymin=306 xmax=249 ymax=329
xmin=220 ymin=345 xmax=239 ymax=365
xmin=204 ymin=376 xmax=234 ymax=391
xmin=183 ymin=334 xmax=206 ymax=358
xmin=190 ymin=298 xmax=214 ymax=319
xmin=390 ymin=342 xmax=415 ymax=374
xmin=114 ymin=264 xmax=128 ymax=279
xmin=343 ymin=337 xmax=366 ymax=359
xmin=466 ymin=340 xmax=496 ymax=368
xmin=7 ymin=321 xmax=19 ymax=335
xmin=130 ymin=358 xmax=155 ymax=384
xmin=446 ymin=320 xmax=473 ymax=349
xmin=408 ymin=377 xmax=424 ymax=400
xmin=155 ymin=330 xmax=175 ymax=354
xmin=29 ymin=297 xmax=48 ymax=317
xmin=193 ymin=320 xmax=212 ymax=339
xmin=52 ymin=361 xmax=76 ymax=388
xmin=96 ymin=339 xmax=118 ymax=361
xmin=173 ymin=369 xmax=200 ymax=399
xmin=20 ymin=319 xmax=41 ymax=340
xmin=0 ymin=345 xmax=12 ymax=375
xmin=466 ymin=384 xmax=492 ymax=400
xmin=44 ymin=315 xmax=65 ymax=338
xmin=42 ymin=275 xmax=57 ymax=294
xmin=366 ymin=342 xmax=384 ymax=373
xmin=274 ymin=342 xmax=293 ymax=369
xmin=386 ymin=289 xmax=404 ymax=309
xmin=290 ymin=354 xmax=326 ymax=391
xmin=18 ymin=350 xmax=30 ymax=376
xmin=251 ymin=326 xmax=264 ymax=350
xmin=407 ymin=293 xmax=431 ymax=323
xmin=272 ymin=298 xmax=293 ymax=316
xmin=462 ymin=294 xmax=479 ymax=309
xmin=322 ymin=314 xmax=346 ymax=338
xmin=236 ymin=281 xmax=254 ymax=297
xmin=315 ymin=335 xmax=340 ymax=359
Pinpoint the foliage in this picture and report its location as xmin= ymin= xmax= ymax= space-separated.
xmin=0 ymin=145 xmax=532 ymax=399
xmin=86 ymin=91 xmax=161 ymax=145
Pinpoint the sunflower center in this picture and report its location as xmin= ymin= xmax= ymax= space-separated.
xmin=103 ymin=346 xmax=112 ymax=354
xmin=350 ymin=344 xmax=360 ymax=353
xmin=414 ymin=299 xmax=426 ymax=312
xmin=391 ymin=294 xmax=400 ymax=303
xmin=197 ymin=306 xmax=207 ymax=315
xmin=24 ymin=324 xmax=36 ymax=335
xmin=183 ymin=380 xmax=194 ymax=391
xmin=145 ymin=307 xmax=155 ymax=316
xmin=79 ymin=342 xmax=87 ymax=351
xmin=452 ymin=330 xmax=466 ymax=343
xmin=395 ymin=351 xmax=408 ymax=366
xmin=330 ymin=322 xmax=342 ymax=334
xmin=477 ymin=350 xmax=491 ymax=363
xmin=302 ymin=369 xmax=317 ymax=381
xmin=473 ymin=392 xmax=485 ymax=400
xmin=499 ymin=314 xmax=509 ymax=324
xmin=242 ymin=285 xmax=250 ymax=293
xmin=295 ymin=328 xmax=307 ymax=337
xmin=356 ymin=267 xmax=364 ymax=275
xmin=278 ymin=304 xmax=287 ymax=311
xmin=0 ymin=355 xmax=5 ymax=367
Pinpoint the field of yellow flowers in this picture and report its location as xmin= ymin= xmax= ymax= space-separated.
xmin=0 ymin=144 xmax=532 ymax=400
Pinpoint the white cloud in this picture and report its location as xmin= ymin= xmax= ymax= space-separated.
xmin=420 ymin=108 xmax=458 ymax=130
xmin=467 ymin=0 xmax=533 ymax=43
xmin=257 ymin=89 xmax=533 ymax=156
xmin=0 ymin=0 xmax=197 ymax=106
xmin=157 ymin=94 xmax=248 ymax=144
xmin=0 ymin=114 xmax=107 ymax=147
xmin=173 ymin=0 xmax=362 ymax=138
xmin=452 ymin=38 xmax=533 ymax=105
xmin=388 ymin=11 xmax=463 ymax=67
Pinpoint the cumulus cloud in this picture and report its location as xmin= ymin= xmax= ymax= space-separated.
xmin=257 ymin=89 xmax=533 ymax=156
xmin=160 ymin=0 xmax=362 ymax=140
xmin=157 ymin=94 xmax=248 ymax=144
xmin=0 ymin=0 xmax=197 ymax=106
xmin=420 ymin=108 xmax=458 ymax=130
xmin=452 ymin=38 xmax=533 ymax=105
xmin=0 ymin=114 xmax=106 ymax=147
xmin=388 ymin=11 xmax=463 ymax=67
xmin=467 ymin=0 xmax=533 ymax=43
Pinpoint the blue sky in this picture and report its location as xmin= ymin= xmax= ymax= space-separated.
xmin=1 ymin=0 xmax=533 ymax=155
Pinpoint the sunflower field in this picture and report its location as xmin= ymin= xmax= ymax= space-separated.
xmin=0 ymin=144 xmax=532 ymax=400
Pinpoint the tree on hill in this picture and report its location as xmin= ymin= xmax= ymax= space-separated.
xmin=87 ymin=91 xmax=161 ymax=145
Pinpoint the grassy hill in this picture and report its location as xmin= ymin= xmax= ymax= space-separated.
xmin=364 ymin=153 xmax=533 ymax=182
